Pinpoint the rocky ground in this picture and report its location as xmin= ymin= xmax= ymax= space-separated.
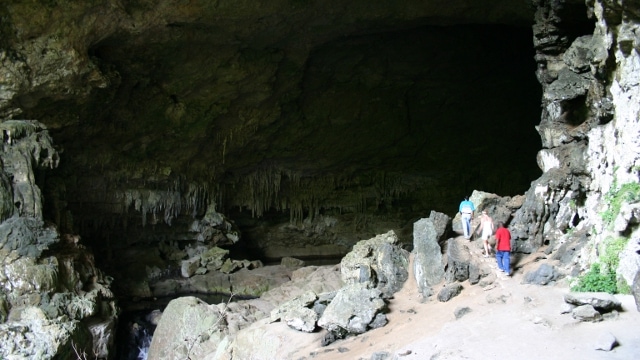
xmin=269 ymin=244 xmax=640 ymax=360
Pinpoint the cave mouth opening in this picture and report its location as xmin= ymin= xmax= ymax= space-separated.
xmin=31 ymin=22 xmax=545 ymax=264
xmin=29 ymin=21 xmax=548 ymax=358
xmin=28 ymin=20 xmax=545 ymax=305
xmin=218 ymin=23 xmax=544 ymax=262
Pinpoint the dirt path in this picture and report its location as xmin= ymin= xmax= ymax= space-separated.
xmin=288 ymin=239 xmax=640 ymax=360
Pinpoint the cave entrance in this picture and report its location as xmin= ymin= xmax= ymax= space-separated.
xmin=220 ymin=24 xmax=543 ymax=262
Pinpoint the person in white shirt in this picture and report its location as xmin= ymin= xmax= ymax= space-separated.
xmin=478 ymin=210 xmax=494 ymax=257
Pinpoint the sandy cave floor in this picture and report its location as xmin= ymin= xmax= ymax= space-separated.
xmin=282 ymin=241 xmax=640 ymax=360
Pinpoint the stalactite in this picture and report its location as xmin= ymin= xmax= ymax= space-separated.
xmin=225 ymin=166 xmax=437 ymax=224
xmin=114 ymin=180 xmax=211 ymax=228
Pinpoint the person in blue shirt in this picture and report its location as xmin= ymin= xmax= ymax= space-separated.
xmin=458 ymin=196 xmax=475 ymax=239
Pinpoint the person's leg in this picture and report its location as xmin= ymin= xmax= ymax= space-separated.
xmin=460 ymin=215 xmax=467 ymax=238
xmin=483 ymin=239 xmax=489 ymax=256
xmin=461 ymin=216 xmax=469 ymax=238
xmin=504 ymin=251 xmax=511 ymax=275
xmin=495 ymin=251 xmax=504 ymax=271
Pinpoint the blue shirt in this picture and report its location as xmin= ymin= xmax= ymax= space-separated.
xmin=459 ymin=200 xmax=475 ymax=214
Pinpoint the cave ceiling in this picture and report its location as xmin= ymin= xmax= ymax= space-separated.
xmin=0 ymin=0 xmax=552 ymax=251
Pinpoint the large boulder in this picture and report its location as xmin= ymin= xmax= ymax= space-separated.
xmin=317 ymin=283 xmax=387 ymax=337
xmin=147 ymin=297 xmax=227 ymax=360
xmin=340 ymin=230 xmax=409 ymax=298
xmin=412 ymin=214 xmax=447 ymax=298
xmin=445 ymin=237 xmax=472 ymax=283
xmin=563 ymin=292 xmax=622 ymax=313
xmin=269 ymin=290 xmax=319 ymax=332
xmin=522 ymin=263 xmax=561 ymax=285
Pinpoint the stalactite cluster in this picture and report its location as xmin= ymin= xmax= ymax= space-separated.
xmin=225 ymin=166 xmax=432 ymax=224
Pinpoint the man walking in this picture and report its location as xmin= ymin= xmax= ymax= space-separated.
xmin=494 ymin=222 xmax=511 ymax=275
xmin=458 ymin=196 xmax=475 ymax=239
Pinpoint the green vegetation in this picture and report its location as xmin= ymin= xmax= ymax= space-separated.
xmin=601 ymin=179 xmax=640 ymax=227
xmin=600 ymin=236 xmax=628 ymax=272
xmin=571 ymin=263 xmax=618 ymax=294
xmin=571 ymin=236 xmax=630 ymax=294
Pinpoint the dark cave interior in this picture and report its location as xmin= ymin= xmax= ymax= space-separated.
xmin=30 ymin=23 xmax=549 ymax=264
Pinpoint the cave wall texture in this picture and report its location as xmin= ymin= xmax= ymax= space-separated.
xmin=0 ymin=0 xmax=639 ymax=303
xmin=1 ymin=0 xmax=640 ymax=358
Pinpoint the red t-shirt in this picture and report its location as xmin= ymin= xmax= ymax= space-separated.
xmin=495 ymin=227 xmax=511 ymax=251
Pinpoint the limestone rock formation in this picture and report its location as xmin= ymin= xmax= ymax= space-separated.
xmin=1 ymin=0 xmax=640 ymax=357
xmin=0 ymin=121 xmax=117 ymax=359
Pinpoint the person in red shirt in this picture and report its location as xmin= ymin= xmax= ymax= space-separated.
xmin=494 ymin=222 xmax=511 ymax=275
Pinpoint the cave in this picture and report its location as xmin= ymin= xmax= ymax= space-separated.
xmin=29 ymin=22 xmax=546 ymax=267
xmin=4 ymin=1 xmax=640 ymax=359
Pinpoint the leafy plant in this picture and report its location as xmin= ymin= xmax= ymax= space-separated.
xmin=601 ymin=179 xmax=640 ymax=227
xmin=600 ymin=236 xmax=628 ymax=272
xmin=571 ymin=263 xmax=617 ymax=294
xmin=571 ymin=236 xmax=630 ymax=294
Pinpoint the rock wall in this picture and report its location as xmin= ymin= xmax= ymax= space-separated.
xmin=0 ymin=121 xmax=117 ymax=359
xmin=510 ymin=0 xmax=640 ymax=285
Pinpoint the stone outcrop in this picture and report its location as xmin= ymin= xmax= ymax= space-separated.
xmin=0 ymin=121 xmax=117 ymax=359
xmin=525 ymin=0 xmax=640 ymax=284
xmin=412 ymin=213 xmax=448 ymax=298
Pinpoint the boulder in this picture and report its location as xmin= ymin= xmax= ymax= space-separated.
xmin=270 ymin=290 xmax=318 ymax=332
xmin=454 ymin=306 xmax=472 ymax=319
xmin=0 ymin=307 xmax=90 ymax=360
xmin=437 ymin=283 xmax=463 ymax=302
xmin=340 ymin=230 xmax=409 ymax=298
xmin=225 ymin=317 xmax=326 ymax=360
xmin=571 ymin=304 xmax=602 ymax=322
xmin=147 ymin=297 xmax=227 ymax=360
xmin=522 ymin=263 xmax=561 ymax=285
xmin=594 ymin=332 xmax=618 ymax=351
xmin=317 ymin=283 xmax=387 ymax=337
xmin=563 ymin=292 xmax=622 ymax=313
xmin=445 ymin=237 xmax=471 ymax=283
xmin=181 ymin=256 xmax=200 ymax=278
xmin=413 ymin=215 xmax=446 ymax=298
